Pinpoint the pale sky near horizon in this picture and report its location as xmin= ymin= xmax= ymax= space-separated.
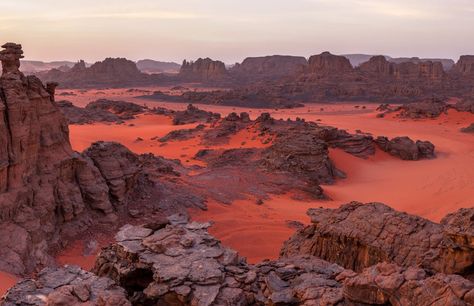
xmin=1 ymin=0 xmax=473 ymax=64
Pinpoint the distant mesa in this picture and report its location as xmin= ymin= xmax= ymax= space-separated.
xmin=231 ymin=55 xmax=307 ymax=80
xmin=178 ymin=57 xmax=228 ymax=81
xmin=307 ymin=51 xmax=353 ymax=74
xmin=136 ymin=59 xmax=181 ymax=74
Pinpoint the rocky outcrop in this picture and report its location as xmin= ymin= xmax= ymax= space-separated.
xmin=359 ymin=56 xmax=445 ymax=80
xmin=1 ymin=265 xmax=130 ymax=306
xmin=4 ymin=214 xmax=474 ymax=305
xmin=307 ymin=52 xmax=353 ymax=74
xmin=179 ymin=58 xmax=228 ymax=82
xmin=454 ymin=98 xmax=474 ymax=114
xmin=171 ymin=104 xmax=221 ymax=125
xmin=231 ymin=55 xmax=307 ymax=81
xmin=88 ymin=219 xmax=470 ymax=306
xmin=281 ymin=202 xmax=474 ymax=277
xmin=375 ymin=136 xmax=435 ymax=160
xmin=92 ymin=221 xmax=349 ymax=305
xmin=57 ymin=100 xmax=124 ymax=124
xmin=398 ymin=97 xmax=449 ymax=118
xmin=39 ymin=58 xmax=161 ymax=88
xmin=0 ymin=44 xmax=206 ymax=275
xmin=343 ymin=262 xmax=474 ymax=305
xmin=454 ymin=55 xmax=474 ymax=76
xmin=0 ymin=43 xmax=116 ymax=274
xmin=136 ymin=59 xmax=181 ymax=74
xmin=86 ymin=99 xmax=146 ymax=119
xmin=262 ymin=133 xmax=341 ymax=186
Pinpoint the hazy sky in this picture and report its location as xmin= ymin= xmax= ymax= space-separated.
xmin=1 ymin=0 xmax=473 ymax=63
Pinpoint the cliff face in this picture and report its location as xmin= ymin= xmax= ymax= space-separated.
xmin=306 ymin=51 xmax=354 ymax=74
xmin=179 ymin=58 xmax=228 ymax=81
xmin=0 ymin=43 xmax=117 ymax=274
xmin=455 ymin=55 xmax=474 ymax=76
xmin=280 ymin=202 xmax=474 ymax=277
xmin=359 ymin=55 xmax=445 ymax=80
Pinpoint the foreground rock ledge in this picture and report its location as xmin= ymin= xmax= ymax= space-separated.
xmin=3 ymin=216 xmax=474 ymax=305
xmin=281 ymin=201 xmax=474 ymax=277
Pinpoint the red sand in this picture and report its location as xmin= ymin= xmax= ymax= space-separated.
xmin=63 ymin=88 xmax=474 ymax=265
xmin=56 ymin=237 xmax=110 ymax=271
xmin=0 ymin=271 xmax=18 ymax=296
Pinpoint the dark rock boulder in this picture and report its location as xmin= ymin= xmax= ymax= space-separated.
xmin=375 ymin=136 xmax=435 ymax=160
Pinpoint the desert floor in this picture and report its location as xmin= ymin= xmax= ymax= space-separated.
xmin=2 ymin=87 xmax=473 ymax=295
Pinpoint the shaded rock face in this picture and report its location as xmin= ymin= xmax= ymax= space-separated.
xmin=343 ymin=262 xmax=474 ymax=306
xmin=179 ymin=58 xmax=228 ymax=81
xmin=0 ymin=43 xmax=116 ymax=274
xmin=454 ymin=98 xmax=474 ymax=114
xmin=398 ymin=97 xmax=448 ymax=118
xmin=1 ymin=265 xmax=130 ymax=306
xmin=231 ymin=55 xmax=307 ymax=80
xmin=307 ymin=51 xmax=353 ymax=74
xmin=455 ymin=55 xmax=474 ymax=76
xmin=375 ymin=136 xmax=435 ymax=160
xmin=359 ymin=56 xmax=445 ymax=80
xmin=281 ymin=202 xmax=474 ymax=277
xmin=83 ymin=142 xmax=140 ymax=205
xmin=0 ymin=44 xmax=206 ymax=275
xmin=262 ymin=133 xmax=340 ymax=185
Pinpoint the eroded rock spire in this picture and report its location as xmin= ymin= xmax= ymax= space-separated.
xmin=0 ymin=43 xmax=23 ymax=75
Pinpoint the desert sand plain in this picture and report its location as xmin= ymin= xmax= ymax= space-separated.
xmin=63 ymin=87 xmax=474 ymax=262
xmin=1 ymin=86 xmax=473 ymax=295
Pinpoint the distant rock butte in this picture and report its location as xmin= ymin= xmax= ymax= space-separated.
xmin=179 ymin=57 xmax=228 ymax=81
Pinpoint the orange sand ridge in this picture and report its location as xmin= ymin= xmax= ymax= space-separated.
xmin=64 ymin=88 xmax=474 ymax=264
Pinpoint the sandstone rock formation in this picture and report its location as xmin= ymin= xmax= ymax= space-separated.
xmin=359 ymin=56 xmax=445 ymax=80
xmin=231 ymin=55 xmax=307 ymax=81
xmin=1 ymin=265 xmax=130 ymax=306
xmin=454 ymin=55 xmax=474 ymax=76
xmin=92 ymin=221 xmax=350 ymax=305
xmin=171 ymin=104 xmax=221 ymax=125
xmin=39 ymin=58 xmax=162 ymax=88
xmin=86 ymin=99 xmax=146 ymax=119
xmin=398 ymin=97 xmax=448 ymax=118
xmin=179 ymin=58 xmax=228 ymax=82
xmin=281 ymin=202 xmax=474 ymax=277
xmin=454 ymin=98 xmax=474 ymax=113
xmin=57 ymin=100 xmax=124 ymax=124
xmin=343 ymin=262 xmax=474 ymax=305
xmin=307 ymin=52 xmax=353 ymax=74
xmin=0 ymin=44 xmax=205 ymax=275
xmin=375 ymin=136 xmax=435 ymax=160
xmin=5 ymin=210 xmax=474 ymax=305
xmin=136 ymin=59 xmax=181 ymax=74
xmin=0 ymin=43 xmax=116 ymax=274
